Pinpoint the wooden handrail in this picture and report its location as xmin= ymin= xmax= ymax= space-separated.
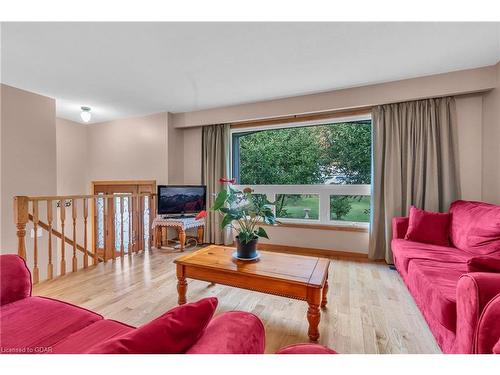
xmin=15 ymin=192 xmax=155 ymax=284
xmin=26 ymin=193 xmax=156 ymax=201
xmin=28 ymin=214 xmax=103 ymax=262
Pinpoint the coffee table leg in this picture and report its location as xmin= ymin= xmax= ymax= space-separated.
xmin=307 ymin=303 xmax=321 ymax=342
xmin=321 ymin=279 xmax=329 ymax=308
xmin=177 ymin=276 xmax=187 ymax=305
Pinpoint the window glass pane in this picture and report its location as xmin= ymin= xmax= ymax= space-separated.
xmin=330 ymin=195 xmax=370 ymax=222
xmin=123 ymin=197 xmax=130 ymax=252
xmin=234 ymin=121 xmax=371 ymax=185
xmin=143 ymin=196 xmax=150 ymax=251
xmin=114 ymin=195 xmax=132 ymax=252
xmin=96 ymin=194 xmax=104 ymax=248
xmin=114 ymin=196 xmax=122 ymax=251
xmin=275 ymin=194 xmax=319 ymax=220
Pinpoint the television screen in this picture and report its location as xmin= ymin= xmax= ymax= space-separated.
xmin=157 ymin=185 xmax=206 ymax=216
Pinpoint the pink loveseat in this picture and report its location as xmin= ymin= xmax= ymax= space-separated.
xmin=0 ymin=254 xmax=334 ymax=354
xmin=392 ymin=200 xmax=500 ymax=354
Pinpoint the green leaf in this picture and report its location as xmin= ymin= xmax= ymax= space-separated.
xmin=220 ymin=213 xmax=233 ymax=229
xmin=211 ymin=190 xmax=228 ymax=211
xmin=255 ymin=227 xmax=269 ymax=239
xmin=238 ymin=231 xmax=251 ymax=244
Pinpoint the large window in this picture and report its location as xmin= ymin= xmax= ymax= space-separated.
xmin=231 ymin=116 xmax=371 ymax=226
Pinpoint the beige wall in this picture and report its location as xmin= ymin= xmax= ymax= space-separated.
xmin=1 ymin=85 xmax=57 ymax=280
xmin=56 ymin=118 xmax=88 ymax=195
xmin=172 ymin=65 xmax=497 ymax=128
xmin=482 ymin=62 xmax=500 ymax=204
xmin=183 ymin=127 xmax=203 ymax=185
xmin=455 ymin=95 xmax=484 ymax=201
xmin=87 ymin=112 xmax=169 ymax=187
xmin=167 ymin=113 xmax=185 ymax=184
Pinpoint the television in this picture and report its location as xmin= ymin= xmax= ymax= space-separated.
xmin=157 ymin=185 xmax=207 ymax=217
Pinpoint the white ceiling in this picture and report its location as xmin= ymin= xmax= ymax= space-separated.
xmin=1 ymin=22 xmax=499 ymax=124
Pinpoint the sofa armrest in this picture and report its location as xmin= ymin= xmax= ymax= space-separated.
xmin=185 ymin=311 xmax=265 ymax=354
xmin=276 ymin=343 xmax=337 ymax=354
xmin=455 ymin=272 xmax=500 ymax=353
xmin=392 ymin=217 xmax=409 ymax=239
xmin=0 ymin=254 xmax=32 ymax=306
xmin=476 ymin=293 xmax=500 ymax=354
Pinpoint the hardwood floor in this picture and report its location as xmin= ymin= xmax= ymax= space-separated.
xmin=33 ymin=246 xmax=440 ymax=354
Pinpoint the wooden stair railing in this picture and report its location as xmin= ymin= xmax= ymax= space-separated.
xmin=14 ymin=193 xmax=156 ymax=284
xmin=27 ymin=213 xmax=103 ymax=263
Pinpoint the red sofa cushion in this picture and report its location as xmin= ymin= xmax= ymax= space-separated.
xmin=276 ymin=343 xmax=337 ymax=354
xmin=186 ymin=311 xmax=265 ymax=354
xmin=467 ymin=256 xmax=500 ymax=273
xmin=0 ymin=254 xmax=32 ymax=306
xmin=52 ymin=320 xmax=134 ymax=354
xmin=450 ymin=200 xmax=500 ymax=255
xmin=87 ymin=297 xmax=217 ymax=354
xmin=392 ymin=239 xmax=468 ymax=277
xmin=407 ymin=260 xmax=466 ymax=331
xmin=405 ymin=206 xmax=450 ymax=246
xmin=0 ymin=296 xmax=102 ymax=353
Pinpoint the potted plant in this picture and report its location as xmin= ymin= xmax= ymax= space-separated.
xmin=211 ymin=178 xmax=277 ymax=260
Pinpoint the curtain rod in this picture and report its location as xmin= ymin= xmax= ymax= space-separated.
xmin=230 ymin=106 xmax=373 ymax=129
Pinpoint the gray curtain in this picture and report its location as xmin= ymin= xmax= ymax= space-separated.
xmin=202 ymin=124 xmax=231 ymax=244
xmin=369 ymin=97 xmax=460 ymax=263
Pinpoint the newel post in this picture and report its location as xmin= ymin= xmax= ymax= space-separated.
xmin=13 ymin=196 xmax=29 ymax=260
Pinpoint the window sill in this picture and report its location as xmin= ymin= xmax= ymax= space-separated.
xmin=261 ymin=222 xmax=369 ymax=233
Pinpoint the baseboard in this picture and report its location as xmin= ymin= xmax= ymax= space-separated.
xmin=255 ymin=242 xmax=369 ymax=260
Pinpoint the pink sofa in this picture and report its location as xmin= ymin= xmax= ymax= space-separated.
xmin=392 ymin=200 xmax=500 ymax=354
xmin=0 ymin=254 xmax=266 ymax=354
xmin=0 ymin=254 xmax=334 ymax=354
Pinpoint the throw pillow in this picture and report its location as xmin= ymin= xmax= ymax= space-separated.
xmin=404 ymin=206 xmax=450 ymax=246
xmin=86 ymin=297 xmax=218 ymax=354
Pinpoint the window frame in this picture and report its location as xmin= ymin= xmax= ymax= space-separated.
xmin=230 ymin=114 xmax=372 ymax=228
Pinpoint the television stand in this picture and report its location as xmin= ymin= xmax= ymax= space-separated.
xmin=152 ymin=216 xmax=205 ymax=252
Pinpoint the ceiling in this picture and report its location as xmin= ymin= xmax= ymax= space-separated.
xmin=1 ymin=22 xmax=499 ymax=124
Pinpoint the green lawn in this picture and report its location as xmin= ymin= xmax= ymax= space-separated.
xmin=330 ymin=195 xmax=370 ymax=222
xmin=274 ymin=194 xmax=370 ymax=222
xmin=276 ymin=195 xmax=319 ymax=220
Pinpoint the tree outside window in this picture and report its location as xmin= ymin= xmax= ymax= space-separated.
xmin=232 ymin=121 xmax=371 ymax=222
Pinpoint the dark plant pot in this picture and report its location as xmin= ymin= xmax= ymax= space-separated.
xmin=235 ymin=236 xmax=259 ymax=259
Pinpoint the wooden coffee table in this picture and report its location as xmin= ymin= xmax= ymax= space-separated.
xmin=174 ymin=245 xmax=330 ymax=342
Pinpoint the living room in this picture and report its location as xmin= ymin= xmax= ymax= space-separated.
xmin=1 ymin=2 xmax=500 ymax=374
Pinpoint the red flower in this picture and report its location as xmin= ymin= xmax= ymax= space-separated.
xmin=195 ymin=210 xmax=207 ymax=220
xmin=219 ymin=177 xmax=236 ymax=184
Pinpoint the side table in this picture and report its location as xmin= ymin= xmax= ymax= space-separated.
xmin=152 ymin=217 xmax=205 ymax=251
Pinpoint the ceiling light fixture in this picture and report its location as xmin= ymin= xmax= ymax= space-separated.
xmin=80 ymin=106 xmax=91 ymax=123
